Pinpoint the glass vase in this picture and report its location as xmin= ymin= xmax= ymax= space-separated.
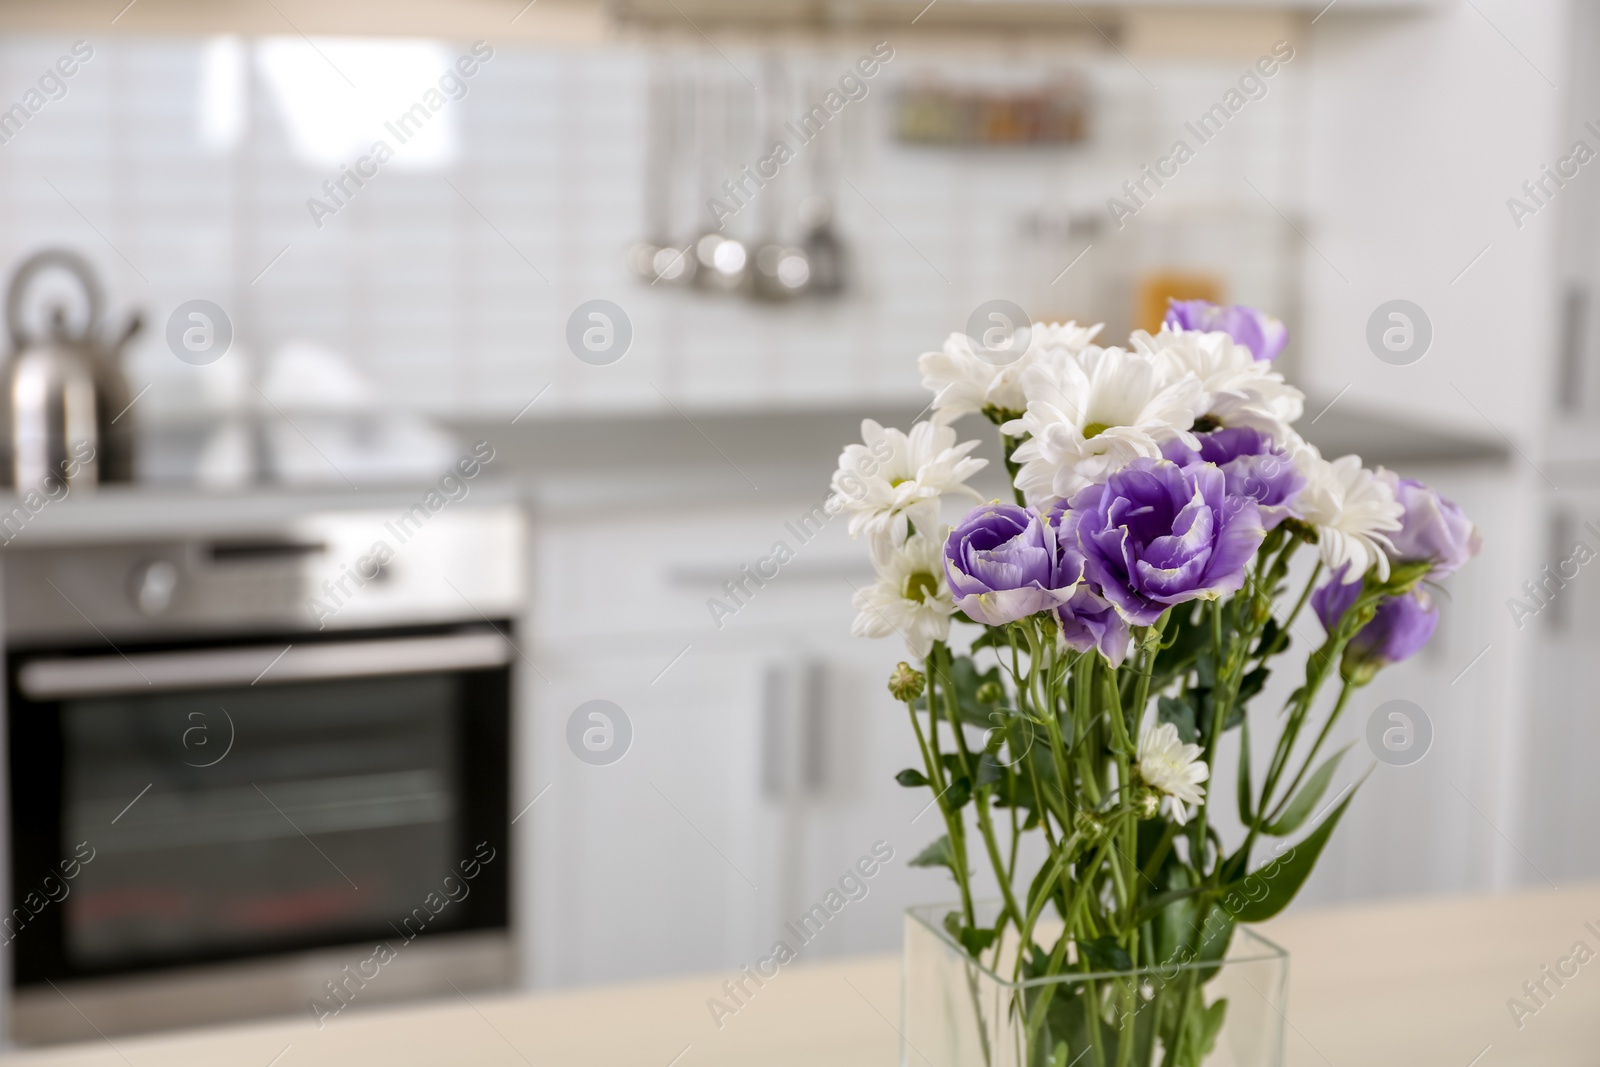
xmin=901 ymin=902 xmax=1288 ymax=1067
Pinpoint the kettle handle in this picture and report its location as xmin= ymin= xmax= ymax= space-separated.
xmin=6 ymin=249 xmax=104 ymax=352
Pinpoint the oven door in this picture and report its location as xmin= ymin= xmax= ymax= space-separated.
xmin=6 ymin=623 xmax=511 ymax=989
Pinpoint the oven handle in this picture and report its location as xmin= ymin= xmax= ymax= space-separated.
xmin=17 ymin=631 xmax=515 ymax=699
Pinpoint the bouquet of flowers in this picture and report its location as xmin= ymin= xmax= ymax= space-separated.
xmin=829 ymin=302 xmax=1480 ymax=1067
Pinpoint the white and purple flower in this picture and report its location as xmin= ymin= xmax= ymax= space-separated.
xmin=827 ymin=419 xmax=987 ymax=565
xmin=942 ymin=502 xmax=1084 ymax=626
xmin=1136 ymin=326 xmax=1304 ymax=443
xmin=1291 ymin=441 xmax=1403 ymax=583
xmin=1055 ymin=584 xmax=1133 ymax=667
xmin=1312 ymin=568 xmax=1440 ymax=674
xmin=1377 ymin=469 xmax=1482 ymax=579
xmin=1004 ymin=346 xmax=1207 ymax=505
xmin=918 ymin=320 xmax=1103 ymax=423
xmin=1162 ymin=426 xmax=1305 ymax=530
xmin=1058 ymin=458 xmax=1266 ymax=626
xmin=1164 ymin=299 xmax=1289 ymax=362
xmin=851 ymin=532 xmax=958 ymax=658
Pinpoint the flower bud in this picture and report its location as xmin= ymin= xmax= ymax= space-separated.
xmin=1073 ymin=809 xmax=1105 ymax=842
xmin=1250 ymin=593 xmax=1272 ymax=628
xmin=975 ymin=680 xmax=1005 ymax=706
xmin=888 ymin=662 xmax=925 ymax=702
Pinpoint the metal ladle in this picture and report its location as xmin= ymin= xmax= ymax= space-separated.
xmin=750 ymin=56 xmax=809 ymax=302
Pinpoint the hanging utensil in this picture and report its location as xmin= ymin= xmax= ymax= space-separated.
xmin=800 ymin=66 xmax=847 ymax=297
xmin=628 ymin=53 xmax=693 ymax=285
xmin=691 ymin=65 xmax=747 ymax=294
xmin=750 ymin=55 xmax=810 ymax=303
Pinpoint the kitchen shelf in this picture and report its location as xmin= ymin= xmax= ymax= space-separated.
xmin=614 ymin=0 xmax=1442 ymax=32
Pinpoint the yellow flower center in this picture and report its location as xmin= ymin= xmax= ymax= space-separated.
xmin=903 ymin=571 xmax=939 ymax=603
xmin=1083 ymin=421 xmax=1112 ymax=439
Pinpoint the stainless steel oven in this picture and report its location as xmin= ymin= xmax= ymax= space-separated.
xmin=0 ymin=501 xmax=524 ymax=1042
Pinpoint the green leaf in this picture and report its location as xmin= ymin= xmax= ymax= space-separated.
xmin=960 ymin=925 xmax=997 ymax=955
xmin=1158 ymin=694 xmax=1198 ymax=745
xmin=1262 ymin=743 xmax=1353 ymax=837
xmin=1236 ymin=665 xmax=1270 ymax=706
xmin=969 ymin=627 xmax=1008 ymax=654
xmin=909 ymin=835 xmax=957 ymax=870
xmin=895 ymin=768 xmax=929 ymax=788
xmin=936 ymin=655 xmax=1005 ymax=728
xmin=1237 ymin=713 xmax=1255 ymax=826
xmin=1380 ymin=558 xmax=1432 ymax=597
xmin=1078 ymin=935 xmax=1132 ymax=973
xmin=1195 ymin=904 xmax=1234 ymax=966
xmin=1150 ymin=602 xmax=1208 ymax=689
xmin=943 ymin=776 xmax=972 ymax=812
xmin=1135 ymin=884 xmax=1205 ymax=927
xmin=941 ymin=911 xmax=997 ymax=957
xmin=1221 ymin=700 xmax=1244 ymax=733
xmin=1253 ymin=617 xmax=1282 ymax=659
xmin=1025 ymin=848 xmax=1071 ymax=923
xmin=1218 ymin=775 xmax=1365 ymax=923
xmin=1177 ymin=997 xmax=1228 ymax=1066
xmin=975 ymin=752 xmax=1005 ymax=788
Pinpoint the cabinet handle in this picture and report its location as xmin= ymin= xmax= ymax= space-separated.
xmin=760 ymin=664 xmax=787 ymax=800
xmin=1547 ymin=509 xmax=1575 ymax=631
xmin=1558 ymin=285 xmax=1587 ymax=416
xmin=758 ymin=658 xmax=828 ymax=800
xmin=799 ymin=659 xmax=827 ymax=795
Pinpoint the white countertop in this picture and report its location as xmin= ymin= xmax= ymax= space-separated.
xmin=3 ymin=883 xmax=1596 ymax=1066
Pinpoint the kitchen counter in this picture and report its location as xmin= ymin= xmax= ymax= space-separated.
xmin=5 ymin=883 xmax=1596 ymax=1066
xmin=448 ymin=398 xmax=1511 ymax=500
xmin=0 ymin=395 xmax=1507 ymax=545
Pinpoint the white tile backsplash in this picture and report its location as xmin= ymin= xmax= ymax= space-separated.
xmin=0 ymin=35 xmax=1306 ymax=422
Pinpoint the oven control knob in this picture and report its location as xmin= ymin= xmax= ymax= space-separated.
xmin=129 ymin=559 xmax=180 ymax=616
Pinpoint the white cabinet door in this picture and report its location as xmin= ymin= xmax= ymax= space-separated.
xmin=522 ymin=642 xmax=770 ymax=988
xmin=522 ymin=492 xmax=956 ymax=988
xmin=1522 ymin=489 xmax=1600 ymax=885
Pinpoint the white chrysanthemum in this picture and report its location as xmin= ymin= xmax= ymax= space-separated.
xmin=917 ymin=321 xmax=1103 ymax=423
xmin=1002 ymin=346 xmax=1207 ymax=504
xmin=1137 ymin=721 xmax=1209 ymax=825
xmin=1291 ymin=439 xmax=1403 ymax=582
xmin=827 ymin=419 xmax=986 ymax=564
xmin=851 ymin=533 xmax=956 ymax=658
xmin=1030 ymin=320 xmax=1105 ymax=355
xmin=1133 ymin=327 xmax=1304 ymax=441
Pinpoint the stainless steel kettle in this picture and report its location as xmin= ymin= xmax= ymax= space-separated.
xmin=0 ymin=250 xmax=140 ymax=491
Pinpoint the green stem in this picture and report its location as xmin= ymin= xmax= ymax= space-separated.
xmin=1265 ymin=678 xmax=1356 ymax=824
xmin=1023 ymin=844 xmax=1111 ymax=1043
xmin=935 ymin=645 xmax=1026 ymax=938
xmin=1000 ymin=432 xmax=1028 ymax=507
xmin=905 ymin=694 xmax=976 ymax=928
xmin=1272 ymin=557 xmax=1322 ymax=655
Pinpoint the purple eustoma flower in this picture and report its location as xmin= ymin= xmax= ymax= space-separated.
xmin=943 ymin=502 xmax=1083 ymax=626
xmin=1312 ymin=567 xmax=1439 ymax=671
xmin=1162 ymin=426 xmax=1305 ymax=530
xmin=1056 ymin=585 xmax=1133 ymax=667
xmin=1379 ymin=471 xmax=1482 ymax=579
xmin=1058 ymin=458 xmax=1266 ymax=626
xmin=1165 ymin=299 xmax=1289 ymax=362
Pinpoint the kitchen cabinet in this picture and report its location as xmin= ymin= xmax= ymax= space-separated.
xmin=520 ymin=488 xmax=937 ymax=989
xmin=1520 ymin=481 xmax=1600 ymax=885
